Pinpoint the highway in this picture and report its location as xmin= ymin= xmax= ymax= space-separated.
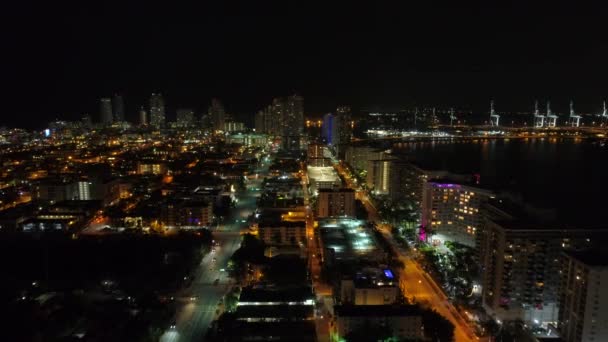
xmin=160 ymin=160 xmax=268 ymax=342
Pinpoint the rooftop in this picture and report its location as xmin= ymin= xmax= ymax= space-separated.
xmin=565 ymin=250 xmax=608 ymax=267
xmin=334 ymin=305 xmax=422 ymax=317
xmin=307 ymin=166 xmax=340 ymax=183
xmin=238 ymin=286 xmax=314 ymax=304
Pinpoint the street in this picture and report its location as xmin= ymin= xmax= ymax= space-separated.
xmin=160 ymin=161 xmax=268 ymax=342
xmin=335 ymin=162 xmax=477 ymax=342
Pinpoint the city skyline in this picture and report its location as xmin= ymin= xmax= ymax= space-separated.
xmin=3 ymin=2 xmax=608 ymax=128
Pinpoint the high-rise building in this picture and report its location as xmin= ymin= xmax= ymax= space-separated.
xmin=421 ymin=180 xmax=494 ymax=247
xmin=176 ymin=108 xmax=195 ymax=128
xmin=322 ymin=113 xmax=338 ymax=145
xmin=307 ymin=143 xmax=331 ymax=166
xmin=478 ymin=198 xmax=608 ymax=324
xmin=223 ymin=121 xmax=245 ymax=132
xmin=558 ymin=250 xmax=608 ymax=342
xmin=335 ymin=106 xmax=352 ymax=158
xmin=112 ymin=94 xmax=125 ymax=122
xmin=138 ymin=106 xmax=147 ymax=126
xmin=208 ymin=98 xmax=226 ymax=131
xmin=388 ymin=160 xmax=427 ymax=205
xmin=317 ymin=188 xmax=355 ymax=218
xmin=81 ymin=114 xmax=92 ymax=128
xmin=255 ymin=95 xmax=303 ymax=150
xmin=282 ymin=94 xmax=304 ymax=150
xmin=367 ymin=158 xmax=393 ymax=195
xmin=99 ymin=98 xmax=113 ymax=125
xmin=149 ymin=93 xmax=166 ymax=128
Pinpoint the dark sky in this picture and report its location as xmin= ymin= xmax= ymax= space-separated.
xmin=2 ymin=2 xmax=608 ymax=128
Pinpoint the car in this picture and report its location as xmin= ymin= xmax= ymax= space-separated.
xmin=170 ymin=321 xmax=177 ymax=329
xmin=212 ymin=257 xmax=217 ymax=262
xmin=190 ymin=296 xmax=198 ymax=301
xmin=214 ymin=278 xmax=220 ymax=285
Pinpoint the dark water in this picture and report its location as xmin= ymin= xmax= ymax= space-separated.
xmin=393 ymin=138 xmax=606 ymax=222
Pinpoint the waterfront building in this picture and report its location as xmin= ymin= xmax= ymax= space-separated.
xmin=478 ymin=198 xmax=608 ymax=325
xmin=558 ymin=250 xmax=608 ymax=342
xmin=421 ymin=180 xmax=494 ymax=247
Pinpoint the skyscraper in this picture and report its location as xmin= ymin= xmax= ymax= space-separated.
xmin=149 ymin=93 xmax=165 ymax=128
xmin=112 ymin=94 xmax=125 ymax=122
xmin=558 ymin=250 xmax=608 ymax=342
xmin=176 ymin=108 xmax=195 ymax=128
xmin=138 ymin=106 xmax=147 ymax=126
xmin=283 ymin=94 xmax=304 ymax=150
xmin=208 ymin=98 xmax=226 ymax=131
xmin=335 ymin=105 xmax=352 ymax=158
xmin=322 ymin=113 xmax=337 ymax=145
xmin=99 ymin=98 xmax=113 ymax=125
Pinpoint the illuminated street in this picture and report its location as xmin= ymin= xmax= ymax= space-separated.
xmin=160 ymin=160 xmax=268 ymax=342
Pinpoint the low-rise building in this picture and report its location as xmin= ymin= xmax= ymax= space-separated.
xmin=340 ymin=268 xmax=399 ymax=305
xmin=333 ymin=305 xmax=423 ymax=341
xmin=257 ymin=221 xmax=306 ymax=247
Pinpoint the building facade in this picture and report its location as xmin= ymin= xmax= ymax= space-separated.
xmin=317 ymin=188 xmax=355 ymax=218
xmin=333 ymin=305 xmax=423 ymax=341
xmin=112 ymin=94 xmax=125 ymax=122
xmin=176 ymin=108 xmax=195 ymax=128
xmin=257 ymin=221 xmax=306 ymax=247
xmin=478 ymin=200 xmax=608 ymax=324
xmin=421 ymin=181 xmax=493 ymax=247
xmin=149 ymin=93 xmax=166 ymax=128
xmin=99 ymin=97 xmax=113 ymax=125
xmin=558 ymin=251 xmax=608 ymax=342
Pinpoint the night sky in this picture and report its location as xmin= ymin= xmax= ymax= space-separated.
xmin=3 ymin=2 xmax=608 ymax=128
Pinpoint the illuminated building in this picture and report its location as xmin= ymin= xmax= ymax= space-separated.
xmin=307 ymin=143 xmax=331 ymax=167
xmin=322 ymin=112 xmax=337 ymax=145
xmin=344 ymin=146 xmax=389 ymax=174
xmin=112 ymin=94 xmax=125 ymax=122
xmin=149 ymin=93 xmax=166 ymax=128
xmin=340 ymin=268 xmax=400 ymax=305
xmin=208 ymin=98 xmax=226 ymax=131
xmin=137 ymin=161 xmax=167 ymax=175
xmin=335 ymin=106 xmax=352 ymax=158
xmin=160 ymin=199 xmax=213 ymax=227
xmin=223 ymin=121 xmax=245 ymax=132
xmin=257 ymin=221 xmax=306 ymax=248
xmin=33 ymin=179 xmax=119 ymax=205
xmin=333 ymin=305 xmax=423 ymax=341
xmin=255 ymin=95 xmax=303 ymax=150
xmin=283 ymin=94 xmax=304 ymax=150
xmin=307 ymin=166 xmax=341 ymax=193
xmin=367 ymin=158 xmax=393 ymax=195
xmin=226 ymin=133 xmax=268 ymax=147
xmin=558 ymin=250 xmax=608 ymax=342
xmin=99 ymin=97 xmax=113 ymax=125
xmin=176 ymin=108 xmax=195 ymax=128
xmin=317 ymin=188 xmax=355 ymax=218
xmin=478 ymin=199 xmax=608 ymax=324
xmin=138 ymin=106 xmax=147 ymax=126
xmin=388 ymin=160 xmax=427 ymax=205
xmin=421 ymin=181 xmax=493 ymax=247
